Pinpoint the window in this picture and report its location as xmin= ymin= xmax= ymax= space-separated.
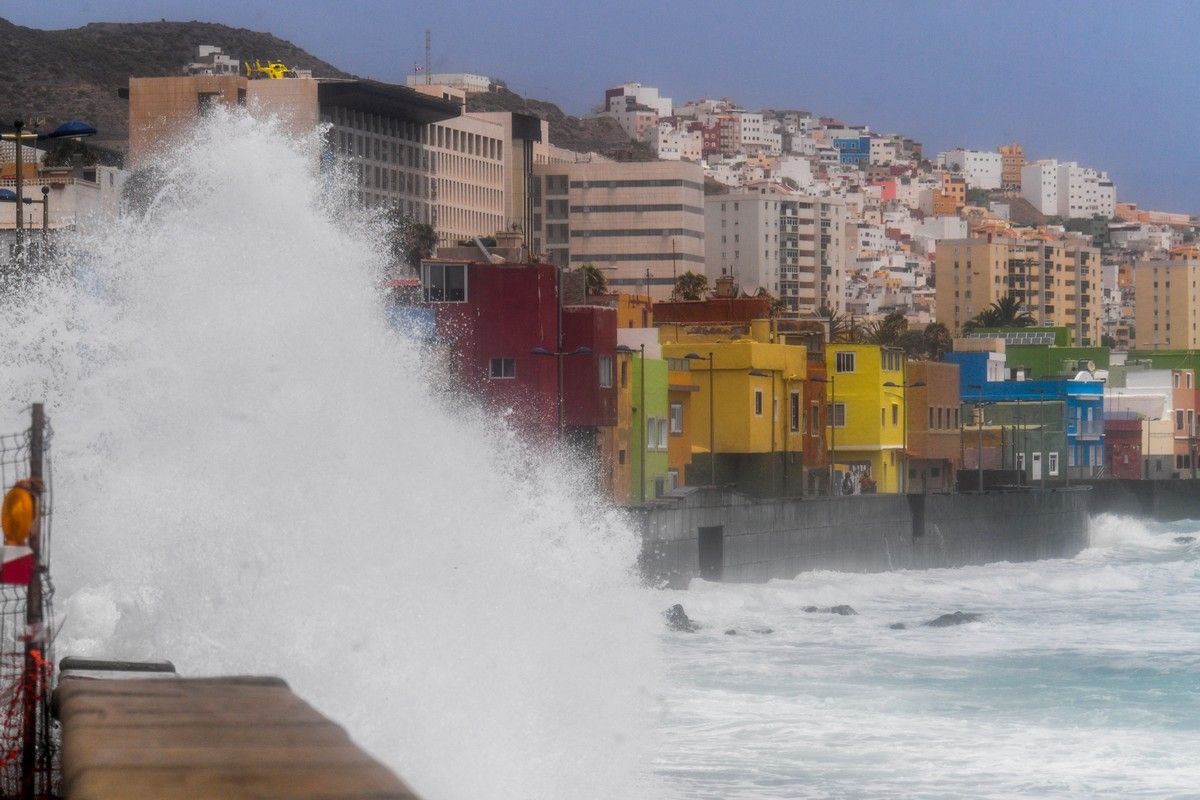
xmin=790 ymin=392 xmax=801 ymax=432
xmin=598 ymin=356 xmax=613 ymax=388
xmin=489 ymin=358 xmax=516 ymax=379
xmin=835 ymin=351 xmax=856 ymax=373
xmin=618 ymin=449 xmax=626 ymax=465
xmin=811 ymin=401 xmax=820 ymax=434
xmin=669 ymin=403 xmax=684 ymax=434
xmin=754 ymin=390 xmax=764 ymax=416
xmin=1049 ymin=452 xmax=1059 ymax=476
xmin=1177 ymin=410 xmax=1185 ymax=431
xmin=620 ymin=360 xmax=628 ymax=388
xmin=954 ymin=408 xmax=960 ymax=428
xmin=830 ymin=402 xmax=846 ymax=427
xmin=892 ymin=403 xmax=899 ymax=426
xmin=657 ymin=418 xmax=669 ymax=450
xmin=422 ymin=263 xmax=467 ymax=302
xmin=1017 ymin=452 xmax=1026 ymax=471
xmin=929 ymin=407 xmax=934 ymax=429
xmin=646 ymin=418 xmax=658 ymax=450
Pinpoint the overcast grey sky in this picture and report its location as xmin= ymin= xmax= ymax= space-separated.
xmin=6 ymin=0 xmax=1198 ymax=213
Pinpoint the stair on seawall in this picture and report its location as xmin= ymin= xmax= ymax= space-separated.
xmin=55 ymin=659 xmax=421 ymax=799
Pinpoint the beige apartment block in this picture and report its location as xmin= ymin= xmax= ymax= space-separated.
xmin=1134 ymin=258 xmax=1200 ymax=349
xmin=532 ymin=160 xmax=705 ymax=299
xmin=935 ymin=235 xmax=1101 ymax=344
xmin=128 ymin=75 xmax=319 ymax=167
xmin=998 ymin=142 xmax=1024 ymax=190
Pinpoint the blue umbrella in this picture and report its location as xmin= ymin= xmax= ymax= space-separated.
xmin=39 ymin=121 xmax=97 ymax=140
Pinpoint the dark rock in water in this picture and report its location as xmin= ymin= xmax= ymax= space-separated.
xmin=803 ymin=605 xmax=858 ymax=616
xmin=724 ymin=629 xmax=737 ymax=636
xmin=923 ymin=611 xmax=983 ymax=628
xmin=889 ymin=622 xmax=907 ymax=630
xmin=663 ymin=604 xmax=699 ymax=632
xmin=752 ymin=627 xmax=774 ymax=635
xmin=1174 ymin=536 xmax=1195 ymax=544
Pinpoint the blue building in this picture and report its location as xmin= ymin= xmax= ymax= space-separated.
xmin=832 ymin=136 xmax=871 ymax=165
xmin=947 ymin=351 xmax=1105 ymax=479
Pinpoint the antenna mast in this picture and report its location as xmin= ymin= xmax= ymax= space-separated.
xmin=425 ymin=30 xmax=431 ymax=85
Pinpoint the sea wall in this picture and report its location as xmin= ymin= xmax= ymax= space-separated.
xmin=1081 ymin=479 xmax=1200 ymax=521
xmin=635 ymin=488 xmax=1091 ymax=588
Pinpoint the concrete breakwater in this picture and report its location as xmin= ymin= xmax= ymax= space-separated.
xmin=1080 ymin=478 xmax=1200 ymax=521
xmin=635 ymin=488 xmax=1092 ymax=588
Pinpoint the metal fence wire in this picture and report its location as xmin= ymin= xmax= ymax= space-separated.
xmin=0 ymin=408 xmax=56 ymax=799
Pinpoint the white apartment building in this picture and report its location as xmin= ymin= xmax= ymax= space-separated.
xmin=870 ymin=138 xmax=899 ymax=166
xmin=937 ymin=148 xmax=1002 ymax=190
xmin=404 ymin=73 xmax=493 ymax=93
xmin=1021 ymin=159 xmax=1116 ymax=218
xmin=653 ymin=122 xmax=702 ymax=161
xmin=601 ymin=83 xmax=672 ymax=142
xmin=704 ymin=188 xmax=849 ymax=315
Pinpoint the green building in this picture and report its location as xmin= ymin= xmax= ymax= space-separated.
xmin=630 ymin=354 xmax=670 ymax=503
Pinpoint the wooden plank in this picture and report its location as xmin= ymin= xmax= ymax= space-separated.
xmin=57 ymin=675 xmax=421 ymax=799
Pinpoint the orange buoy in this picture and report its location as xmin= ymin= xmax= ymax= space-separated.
xmin=2 ymin=482 xmax=36 ymax=546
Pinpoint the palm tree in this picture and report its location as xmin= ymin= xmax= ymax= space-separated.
xmin=675 ymin=271 xmax=709 ymax=301
xmin=922 ymin=322 xmax=952 ymax=360
xmin=864 ymin=311 xmax=908 ymax=346
xmin=577 ymin=264 xmax=608 ymax=296
xmin=964 ymin=295 xmax=1036 ymax=332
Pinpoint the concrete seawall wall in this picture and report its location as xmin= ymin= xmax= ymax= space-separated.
xmin=1081 ymin=479 xmax=1200 ymax=521
xmin=636 ymin=488 xmax=1091 ymax=588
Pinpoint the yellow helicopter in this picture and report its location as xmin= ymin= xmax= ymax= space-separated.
xmin=245 ymin=59 xmax=297 ymax=80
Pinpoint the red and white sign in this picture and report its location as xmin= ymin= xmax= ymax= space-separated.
xmin=0 ymin=546 xmax=33 ymax=585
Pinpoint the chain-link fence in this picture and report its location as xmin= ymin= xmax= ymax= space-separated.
xmin=0 ymin=406 xmax=56 ymax=799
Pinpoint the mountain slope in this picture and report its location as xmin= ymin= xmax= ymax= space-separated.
xmin=0 ymin=18 xmax=349 ymax=147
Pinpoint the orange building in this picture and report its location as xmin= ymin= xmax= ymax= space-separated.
xmin=931 ymin=173 xmax=966 ymax=216
xmin=666 ymin=355 xmax=697 ymax=487
xmin=905 ymin=360 xmax=961 ymax=492
xmin=998 ymin=143 xmax=1024 ymax=190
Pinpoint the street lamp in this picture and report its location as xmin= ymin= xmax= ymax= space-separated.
xmin=810 ymin=374 xmax=837 ymax=495
xmin=531 ymin=345 xmax=592 ymax=441
xmin=615 ymin=343 xmax=648 ymax=503
xmin=684 ymin=352 xmax=715 ymax=487
xmin=883 ymin=380 xmax=926 ymax=493
xmin=3 ymin=119 xmax=96 ymax=264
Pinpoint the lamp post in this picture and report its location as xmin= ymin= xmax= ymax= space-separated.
xmin=966 ymin=384 xmax=991 ymax=494
xmin=685 ymin=352 xmax=715 ymax=486
xmin=811 ymin=374 xmax=836 ymax=495
xmin=531 ymin=345 xmax=592 ymax=441
xmin=3 ymin=118 xmax=96 ymax=266
xmin=884 ymin=380 xmax=926 ymax=494
xmin=749 ymin=368 xmax=778 ymax=495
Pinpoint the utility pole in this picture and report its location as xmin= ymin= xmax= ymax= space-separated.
xmin=424 ymin=30 xmax=432 ymax=85
xmin=13 ymin=120 xmax=25 ymax=264
xmin=21 ymin=403 xmax=44 ymax=800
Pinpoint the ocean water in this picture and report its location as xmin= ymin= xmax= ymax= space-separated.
xmin=655 ymin=514 xmax=1200 ymax=799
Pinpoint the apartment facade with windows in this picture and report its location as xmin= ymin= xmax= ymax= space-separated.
xmin=935 ymin=236 xmax=1102 ymax=345
xmin=1133 ymin=257 xmax=1200 ymax=350
xmin=824 ymin=344 xmax=907 ymax=494
xmin=531 ymin=160 xmax=705 ymax=299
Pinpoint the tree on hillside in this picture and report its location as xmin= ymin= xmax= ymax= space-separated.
xmin=963 ymin=295 xmax=1036 ymax=333
xmin=385 ymin=205 xmax=438 ymax=275
xmin=675 ymin=271 xmax=709 ymax=301
xmin=578 ymin=263 xmax=608 ymax=296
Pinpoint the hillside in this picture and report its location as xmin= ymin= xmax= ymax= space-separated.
xmin=466 ymin=86 xmax=649 ymax=159
xmin=0 ymin=17 xmax=350 ymax=149
xmin=0 ymin=17 xmax=645 ymax=161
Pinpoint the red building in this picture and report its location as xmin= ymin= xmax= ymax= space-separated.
xmin=419 ymin=259 xmax=617 ymax=446
xmin=1104 ymin=415 xmax=1143 ymax=480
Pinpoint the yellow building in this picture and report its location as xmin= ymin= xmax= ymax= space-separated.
xmin=661 ymin=320 xmax=808 ymax=495
xmin=935 ymin=235 xmax=1101 ymax=345
xmin=824 ymin=344 xmax=907 ymax=494
xmin=1133 ymin=255 xmax=1200 ymax=350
